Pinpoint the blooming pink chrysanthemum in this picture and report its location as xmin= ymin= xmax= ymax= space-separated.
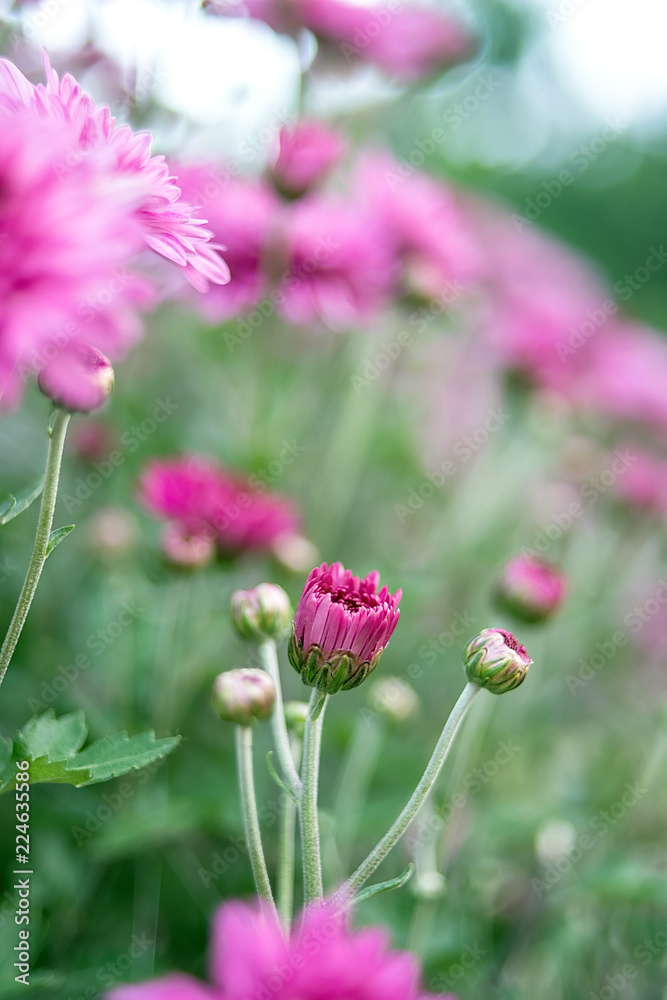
xmin=354 ymin=153 xmax=484 ymax=301
xmin=0 ymin=55 xmax=230 ymax=293
xmin=0 ymin=55 xmax=229 ymax=406
xmin=289 ymin=561 xmax=401 ymax=692
xmin=496 ymin=554 xmax=566 ymax=624
xmin=107 ymin=899 xmax=457 ymax=1000
xmin=277 ymin=195 xmax=396 ymax=328
xmin=271 ymin=120 xmax=346 ymax=197
xmin=138 ymin=456 xmax=300 ymax=555
xmin=174 ymin=167 xmax=280 ymax=321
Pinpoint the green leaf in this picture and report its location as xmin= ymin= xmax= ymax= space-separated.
xmin=16 ymin=709 xmax=87 ymax=761
xmin=0 ymin=478 xmax=44 ymax=526
xmin=68 ymin=731 xmax=181 ymax=785
xmin=25 ymin=756 xmax=92 ymax=787
xmin=352 ymin=864 xmax=415 ymax=907
xmin=46 ymin=524 xmax=75 ymax=557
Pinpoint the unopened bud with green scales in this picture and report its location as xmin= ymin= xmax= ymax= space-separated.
xmin=463 ymin=628 xmax=532 ymax=694
xmin=231 ymin=583 xmax=293 ymax=641
xmin=212 ymin=668 xmax=276 ymax=725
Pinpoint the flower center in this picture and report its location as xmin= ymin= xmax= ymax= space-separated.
xmin=316 ymin=583 xmax=380 ymax=612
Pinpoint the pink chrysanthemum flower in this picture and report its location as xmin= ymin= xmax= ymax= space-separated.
xmin=496 ymin=555 xmax=566 ymax=624
xmin=0 ymin=55 xmax=230 ymax=293
xmin=139 ymin=456 xmax=300 ymax=556
xmin=277 ymin=195 xmax=396 ymax=328
xmin=354 ymin=153 xmax=484 ymax=301
xmin=289 ymin=561 xmax=401 ymax=693
xmin=0 ymin=55 xmax=228 ymax=406
xmin=271 ymin=120 xmax=346 ymax=198
xmin=174 ymin=167 xmax=280 ymax=321
xmin=107 ymin=899 xmax=457 ymax=1000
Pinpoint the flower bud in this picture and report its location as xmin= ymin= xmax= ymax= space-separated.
xmin=284 ymin=700 xmax=309 ymax=739
xmin=289 ymin=562 xmax=401 ymax=694
xmin=38 ymin=343 xmax=114 ymax=413
xmin=162 ymin=523 xmax=215 ymax=569
xmin=231 ymin=583 xmax=293 ymax=641
xmin=463 ymin=628 xmax=531 ymax=695
xmin=368 ymin=676 xmax=419 ymax=723
xmin=495 ymin=555 xmax=565 ymax=623
xmin=212 ymin=668 xmax=276 ymax=726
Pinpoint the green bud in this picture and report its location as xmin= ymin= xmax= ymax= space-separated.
xmin=231 ymin=583 xmax=293 ymax=641
xmin=212 ymin=668 xmax=276 ymax=725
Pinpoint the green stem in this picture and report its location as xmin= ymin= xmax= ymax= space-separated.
xmin=277 ymin=736 xmax=302 ymax=930
xmin=235 ymin=725 xmax=277 ymax=916
xmin=342 ymin=683 xmax=479 ymax=897
xmin=0 ymin=409 xmax=70 ymax=692
xmin=260 ymin=639 xmax=302 ymax=798
xmin=299 ymin=688 xmax=328 ymax=903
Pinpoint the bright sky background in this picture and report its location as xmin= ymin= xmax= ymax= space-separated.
xmin=10 ymin=0 xmax=667 ymax=165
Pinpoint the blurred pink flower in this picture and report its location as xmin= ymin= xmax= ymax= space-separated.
xmin=572 ymin=324 xmax=667 ymax=433
xmin=139 ymin=456 xmax=300 ymax=555
xmin=277 ymin=195 xmax=396 ymax=328
xmin=0 ymin=55 xmax=230 ymax=293
xmin=0 ymin=55 xmax=228 ymax=406
xmin=302 ymin=0 xmax=473 ymax=81
xmin=271 ymin=120 xmax=346 ymax=197
xmin=607 ymin=445 xmax=667 ymax=516
xmin=0 ymin=105 xmax=145 ymax=407
xmin=354 ymin=153 xmax=484 ymax=301
xmin=37 ymin=342 xmax=114 ymax=413
xmin=108 ymin=899 xmax=456 ymax=1000
xmin=207 ymin=0 xmax=473 ymax=80
xmin=174 ymin=167 xmax=280 ymax=321
xmin=496 ymin=554 xmax=566 ymax=623
xmin=289 ymin=561 xmax=401 ymax=692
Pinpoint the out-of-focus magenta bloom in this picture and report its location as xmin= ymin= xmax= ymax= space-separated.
xmin=0 ymin=55 xmax=228 ymax=406
xmin=354 ymin=154 xmax=483 ymax=301
xmin=496 ymin=554 xmax=566 ymax=623
xmin=302 ymin=0 xmax=473 ymax=81
xmin=0 ymin=103 xmax=144 ymax=407
xmin=289 ymin=561 xmax=401 ymax=693
xmin=609 ymin=446 xmax=667 ymax=516
xmin=277 ymin=195 xmax=395 ymax=328
xmin=161 ymin=522 xmax=216 ymax=568
xmin=572 ymin=324 xmax=667 ymax=433
xmin=174 ymin=167 xmax=280 ymax=320
xmin=0 ymin=55 xmax=230 ymax=293
xmin=271 ymin=120 xmax=346 ymax=197
xmin=107 ymin=899 xmax=457 ymax=1000
xmin=139 ymin=456 xmax=300 ymax=556
xmin=207 ymin=0 xmax=472 ymax=80
xmin=38 ymin=343 xmax=114 ymax=413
